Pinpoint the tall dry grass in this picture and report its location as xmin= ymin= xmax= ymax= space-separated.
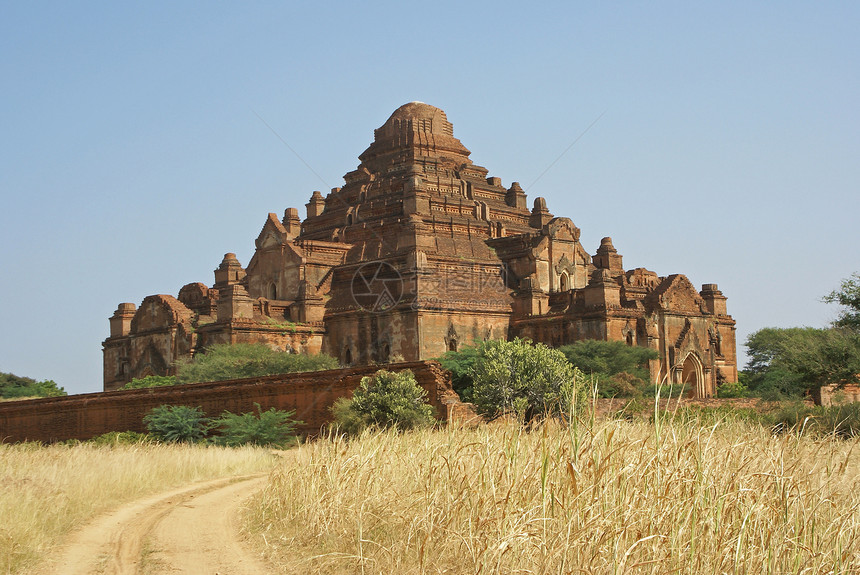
xmin=247 ymin=413 xmax=860 ymax=574
xmin=0 ymin=441 xmax=276 ymax=574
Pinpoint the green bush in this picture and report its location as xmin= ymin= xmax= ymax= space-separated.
xmin=599 ymin=371 xmax=646 ymax=398
xmin=331 ymin=370 xmax=436 ymax=434
xmin=86 ymin=431 xmax=152 ymax=446
xmin=435 ymin=345 xmax=481 ymax=402
xmin=121 ymin=375 xmax=178 ymax=389
xmin=557 ymin=340 xmax=658 ymax=398
xmin=176 ymin=343 xmax=338 ymax=384
xmin=213 ymin=403 xmax=302 ymax=447
xmin=143 ymin=405 xmax=212 ymax=443
xmin=471 ymin=338 xmax=585 ymax=421
xmin=716 ymin=381 xmax=751 ymax=398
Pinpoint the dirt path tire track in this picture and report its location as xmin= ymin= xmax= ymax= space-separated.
xmin=35 ymin=474 xmax=272 ymax=575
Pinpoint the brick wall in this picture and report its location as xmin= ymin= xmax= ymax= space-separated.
xmin=816 ymin=383 xmax=860 ymax=406
xmin=0 ymin=362 xmax=455 ymax=443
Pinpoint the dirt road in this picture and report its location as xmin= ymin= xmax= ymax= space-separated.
xmin=34 ymin=474 xmax=272 ymax=575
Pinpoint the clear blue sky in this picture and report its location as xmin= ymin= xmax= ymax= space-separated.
xmin=1 ymin=2 xmax=857 ymax=395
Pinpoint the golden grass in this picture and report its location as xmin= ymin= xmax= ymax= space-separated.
xmin=247 ymin=414 xmax=860 ymax=574
xmin=0 ymin=441 xmax=276 ymax=574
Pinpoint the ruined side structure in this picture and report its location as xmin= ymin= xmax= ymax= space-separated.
xmin=104 ymin=102 xmax=737 ymax=395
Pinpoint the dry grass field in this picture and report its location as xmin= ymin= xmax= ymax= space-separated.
xmin=0 ymin=441 xmax=276 ymax=574
xmin=246 ymin=412 xmax=860 ymax=574
xmin=4 ymin=407 xmax=860 ymax=574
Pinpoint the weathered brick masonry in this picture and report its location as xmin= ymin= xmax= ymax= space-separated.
xmin=0 ymin=361 xmax=455 ymax=443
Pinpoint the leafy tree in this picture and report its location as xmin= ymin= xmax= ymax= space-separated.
xmin=557 ymin=339 xmax=658 ymax=398
xmin=745 ymin=327 xmax=860 ymax=398
xmin=121 ymin=375 xmax=177 ymax=389
xmin=0 ymin=372 xmax=66 ymax=399
xmin=471 ymin=338 xmax=585 ymax=421
xmin=823 ymin=272 xmax=860 ymax=332
xmin=213 ymin=403 xmax=302 ymax=447
xmin=331 ymin=369 xmax=436 ymax=434
xmin=435 ymin=344 xmax=481 ymax=401
xmin=176 ymin=343 xmax=338 ymax=384
xmin=743 ymin=271 xmax=860 ymax=399
xmin=143 ymin=405 xmax=213 ymax=443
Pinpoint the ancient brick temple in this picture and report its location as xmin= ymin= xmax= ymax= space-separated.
xmin=104 ymin=102 xmax=737 ymax=395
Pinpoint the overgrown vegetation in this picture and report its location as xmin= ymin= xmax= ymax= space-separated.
xmin=175 ymin=343 xmax=338 ymax=384
xmin=113 ymin=344 xmax=339 ymax=390
xmin=0 ymin=372 xmax=65 ymax=399
xmin=330 ymin=369 xmax=435 ymax=434
xmin=121 ymin=374 xmax=178 ymax=389
xmin=470 ymin=338 xmax=585 ymax=420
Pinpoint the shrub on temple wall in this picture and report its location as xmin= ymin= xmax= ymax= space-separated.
xmin=121 ymin=375 xmax=178 ymax=389
xmin=176 ymin=343 xmax=339 ymax=384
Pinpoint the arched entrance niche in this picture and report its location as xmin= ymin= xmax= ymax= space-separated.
xmin=559 ymin=271 xmax=569 ymax=292
xmin=679 ymin=352 xmax=705 ymax=398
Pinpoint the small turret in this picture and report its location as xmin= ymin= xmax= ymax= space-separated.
xmin=529 ymin=197 xmax=553 ymax=228
xmin=700 ymin=283 xmax=728 ymax=315
xmin=109 ymin=303 xmax=136 ymax=337
xmin=593 ymin=237 xmax=623 ymax=272
xmin=306 ymin=191 xmax=325 ymax=218
xmin=506 ymin=181 xmax=528 ymax=210
xmin=283 ymin=207 xmax=301 ymax=238
xmin=213 ymin=253 xmax=246 ymax=288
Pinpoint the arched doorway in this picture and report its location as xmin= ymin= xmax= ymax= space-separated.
xmin=680 ymin=353 xmax=705 ymax=398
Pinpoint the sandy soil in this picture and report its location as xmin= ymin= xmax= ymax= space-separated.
xmin=31 ymin=474 xmax=272 ymax=575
